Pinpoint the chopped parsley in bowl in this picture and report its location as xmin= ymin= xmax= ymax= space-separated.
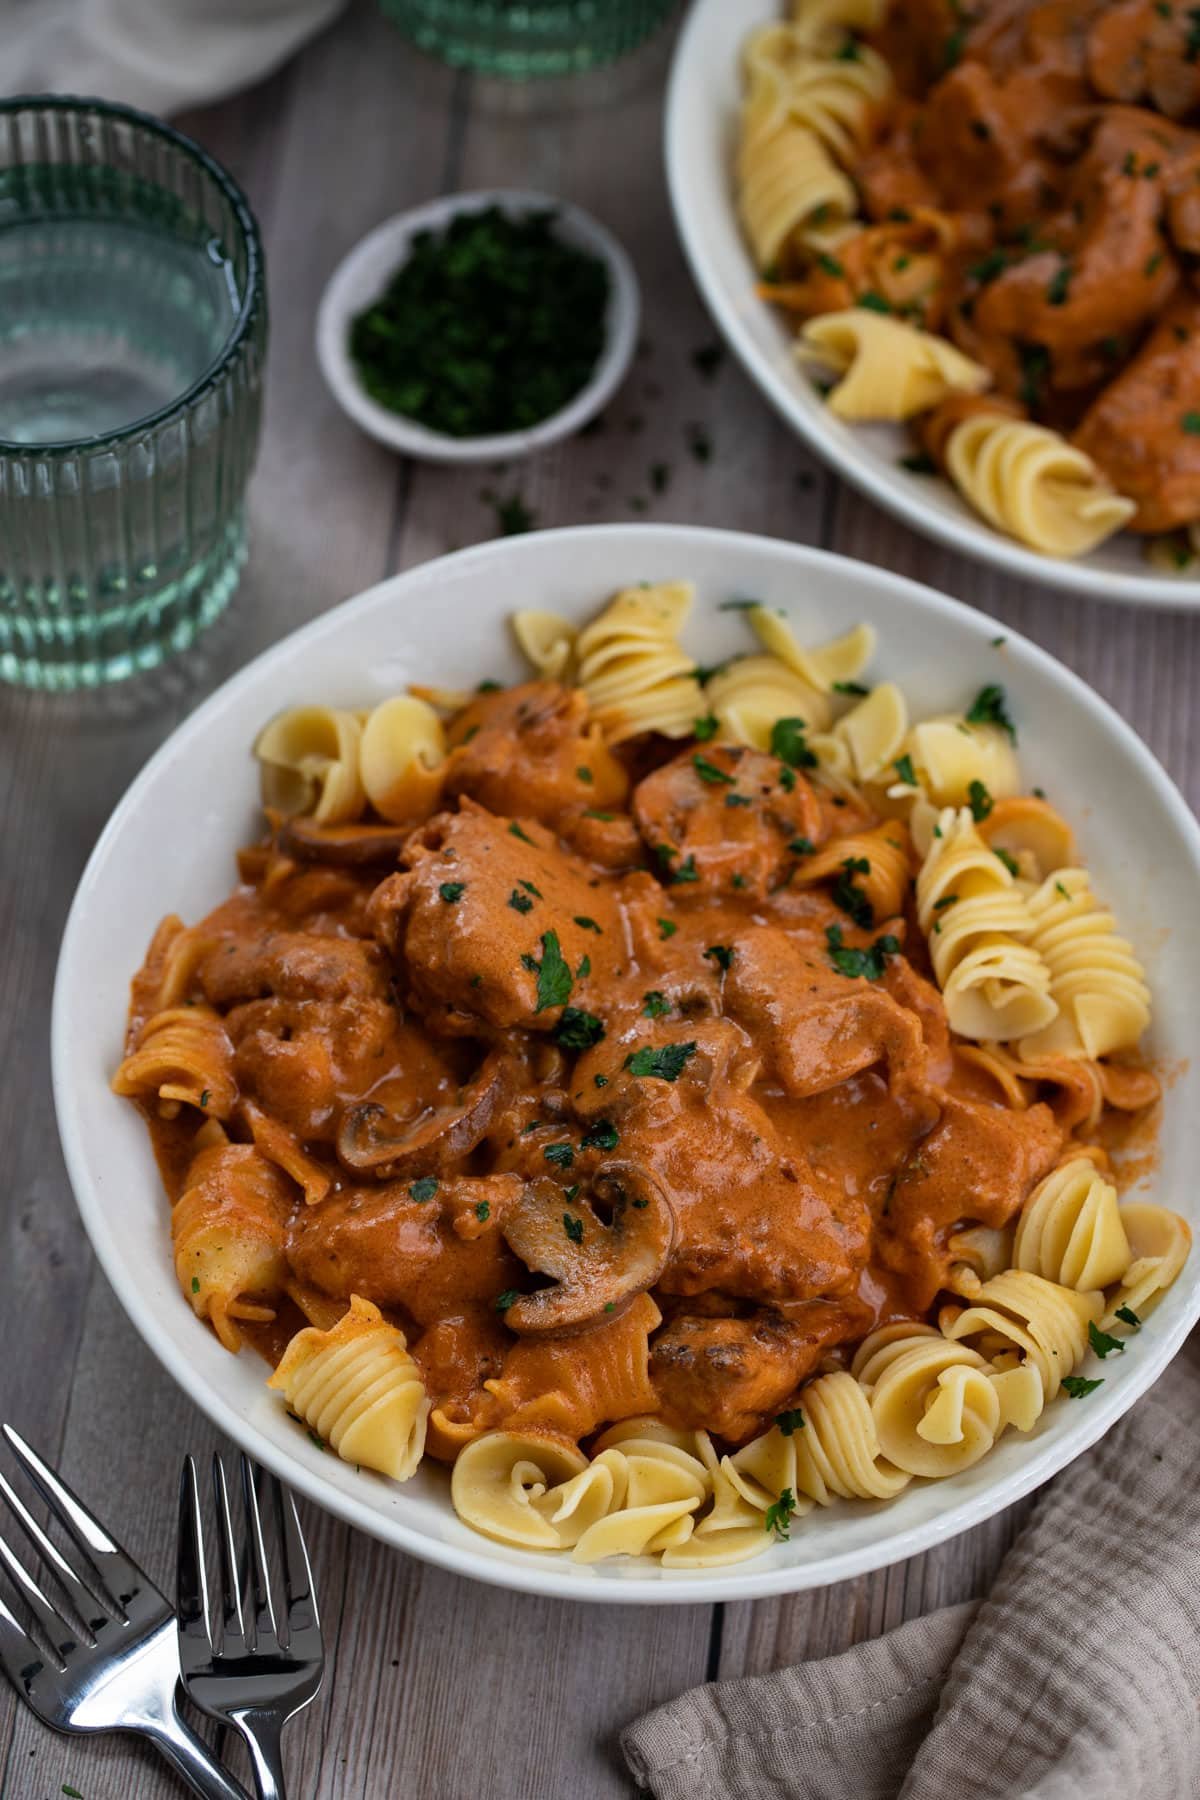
xmin=317 ymin=189 xmax=640 ymax=462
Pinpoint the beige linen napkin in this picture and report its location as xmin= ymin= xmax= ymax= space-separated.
xmin=623 ymin=1334 xmax=1200 ymax=1800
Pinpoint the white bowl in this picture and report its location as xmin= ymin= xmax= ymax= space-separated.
xmin=53 ymin=524 xmax=1200 ymax=1604
xmin=664 ymin=0 xmax=1200 ymax=609
xmin=315 ymin=189 xmax=640 ymax=463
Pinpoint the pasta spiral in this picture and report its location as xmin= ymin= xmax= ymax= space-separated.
xmin=701 ymin=615 xmax=871 ymax=750
xmin=916 ymin=806 xmax=1058 ymax=1041
xmin=359 ymin=695 xmax=445 ymax=825
xmin=1018 ymin=868 xmax=1152 ymax=1062
xmin=172 ymin=1143 xmax=292 ymax=1352
xmin=253 ymin=705 xmax=365 ymax=823
xmin=449 ymin=1433 xmax=588 ymax=1550
xmin=511 ymin=609 xmax=577 ymax=683
xmin=900 ymin=716 xmax=1020 ymax=812
xmin=797 ymin=312 xmax=990 ymax=422
xmin=748 ymin=610 xmax=875 ymax=693
xmin=1014 ymin=1159 xmax=1132 ymax=1293
xmin=942 ymin=1270 xmax=1101 ymax=1402
xmin=857 ymin=1328 xmax=1044 ymax=1478
xmin=575 ymin=582 xmax=703 ymax=743
xmin=724 ymin=1376 xmax=910 ymax=1510
xmin=1101 ymin=1204 xmax=1192 ymax=1332
xmin=944 ymin=415 xmax=1136 ymax=558
xmin=738 ymin=81 xmax=857 ymax=273
xmin=794 ymin=822 xmax=913 ymax=924
xmin=812 ymin=681 xmax=908 ymax=783
xmin=269 ymin=1294 xmax=430 ymax=1481
xmin=112 ymin=1005 xmax=236 ymax=1121
xmin=743 ymin=24 xmax=892 ymax=166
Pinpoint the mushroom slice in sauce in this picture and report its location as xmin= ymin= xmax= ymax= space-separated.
xmin=276 ymin=814 xmax=414 ymax=865
xmin=337 ymin=1047 xmax=514 ymax=1179
xmin=500 ymin=1162 xmax=674 ymax=1336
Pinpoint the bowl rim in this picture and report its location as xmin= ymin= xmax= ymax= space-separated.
xmin=661 ymin=0 xmax=1200 ymax=609
xmin=0 ymin=93 xmax=265 ymax=458
xmin=314 ymin=187 xmax=641 ymax=463
xmin=52 ymin=522 xmax=1200 ymax=1603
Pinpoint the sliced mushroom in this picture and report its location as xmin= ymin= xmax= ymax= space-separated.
xmin=337 ymin=1048 xmax=515 ymax=1179
xmin=500 ymin=1162 xmax=674 ymax=1337
xmin=276 ymin=814 xmax=414 ymax=866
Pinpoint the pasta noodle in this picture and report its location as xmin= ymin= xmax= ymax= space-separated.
xmin=253 ymin=705 xmax=365 ymax=823
xmin=793 ymin=821 xmax=912 ymax=923
xmin=737 ymin=84 xmax=858 ymax=273
xmin=916 ymin=806 xmax=1058 ymax=1041
xmin=944 ymin=416 xmax=1136 ymax=560
xmin=268 ymin=1294 xmax=430 ymax=1481
xmin=742 ymin=24 xmax=892 ymax=166
xmin=112 ymin=1005 xmax=236 ymax=1121
xmin=748 ymin=609 xmax=874 ymax=693
xmin=172 ymin=1143 xmax=291 ymax=1352
xmin=359 ymin=696 xmax=446 ymax=825
xmin=976 ymin=797 xmax=1075 ymax=883
xmin=511 ymin=609 xmax=577 ymax=683
xmin=858 ymin=1328 xmax=1043 ymax=1478
xmin=797 ymin=312 xmax=990 ymax=422
xmin=1100 ymin=1205 xmax=1192 ymax=1332
xmin=1018 ymin=869 xmax=1152 ymax=1062
xmin=1014 ymin=1159 xmax=1131 ymax=1294
xmin=575 ymin=582 xmax=703 ymax=743
xmin=817 ymin=681 xmax=907 ymax=783
xmin=941 ymin=1271 xmax=1100 ymax=1403
xmin=450 ymin=1433 xmax=589 ymax=1550
xmin=901 ymin=717 xmax=1020 ymax=812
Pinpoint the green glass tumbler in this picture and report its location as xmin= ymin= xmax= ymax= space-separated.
xmin=379 ymin=0 xmax=678 ymax=77
xmin=0 ymin=98 xmax=267 ymax=691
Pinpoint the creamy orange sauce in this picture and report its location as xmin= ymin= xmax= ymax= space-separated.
xmin=124 ymin=680 xmax=1157 ymax=1454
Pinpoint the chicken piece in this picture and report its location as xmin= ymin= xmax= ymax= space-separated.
xmin=650 ymin=1301 xmax=863 ymax=1443
xmin=877 ymin=1093 xmax=1063 ymax=1311
xmin=570 ymin=1018 xmax=872 ymax=1304
xmin=1088 ymin=2 xmax=1200 ymax=119
xmin=723 ymin=925 xmax=940 ymax=1120
xmin=368 ymin=801 xmax=624 ymax=1034
xmin=631 ymin=744 xmax=824 ymax=900
xmin=1072 ymin=293 xmax=1200 ymax=531
xmin=442 ymin=681 xmax=628 ymax=828
xmin=286 ymin=1174 xmax=524 ymax=1327
xmin=201 ymin=928 xmax=390 ymax=1009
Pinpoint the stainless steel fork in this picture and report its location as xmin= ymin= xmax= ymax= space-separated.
xmin=177 ymin=1454 xmax=324 ymax=1800
xmin=0 ymin=1423 xmax=249 ymax=1800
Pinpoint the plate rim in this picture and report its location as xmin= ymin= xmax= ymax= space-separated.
xmin=52 ymin=521 xmax=1200 ymax=1604
xmin=662 ymin=0 xmax=1200 ymax=610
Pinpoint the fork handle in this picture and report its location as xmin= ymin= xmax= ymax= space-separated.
xmin=232 ymin=1709 xmax=287 ymax=1800
xmin=143 ymin=1695 xmax=254 ymax=1800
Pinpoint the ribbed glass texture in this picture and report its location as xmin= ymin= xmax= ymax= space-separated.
xmin=379 ymin=0 xmax=677 ymax=76
xmin=0 ymin=98 xmax=267 ymax=690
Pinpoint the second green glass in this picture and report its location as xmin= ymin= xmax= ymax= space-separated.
xmin=379 ymin=0 xmax=678 ymax=76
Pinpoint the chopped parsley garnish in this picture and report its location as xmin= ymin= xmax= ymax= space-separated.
xmin=718 ymin=597 xmax=760 ymax=611
xmin=894 ymin=753 xmax=917 ymax=786
xmin=705 ymin=944 xmax=734 ymax=971
xmin=508 ymin=820 xmax=536 ymax=844
xmin=1183 ymin=412 xmax=1200 ymax=435
xmin=554 ymin=1007 xmax=606 ymax=1050
xmin=563 ymin=1212 xmax=584 ymax=1245
xmin=687 ymin=422 xmax=713 ymax=464
xmin=672 ymin=854 xmax=700 ymax=885
xmin=1062 ymin=1375 xmax=1103 ymax=1398
xmin=1055 ymin=880 xmax=1070 ymax=899
xmin=692 ymin=751 xmax=735 ymax=785
xmin=594 ymin=1073 xmax=609 ymax=1088
xmin=693 ymin=713 xmax=719 ymax=741
xmin=581 ymin=1119 xmax=619 ymax=1151
xmin=817 ymin=251 xmax=845 ymax=277
xmin=508 ymin=888 xmax=534 ymax=913
xmin=544 ymin=1142 xmax=575 ymax=1169
xmin=965 ymin=683 xmax=1016 ymax=742
xmin=765 ymin=1486 xmax=797 ymax=1539
xmin=410 ymin=1176 xmax=439 ymax=1202
xmin=825 ymin=923 xmax=900 ymax=981
xmin=495 ymin=1289 xmax=520 ymax=1313
xmin=624 ymin=1042 xmax=698 ymax=1081
xmin=856 ymin=290 xmax=893 ymax=314
xmin=198 ymin=1089 xmax=210 ymax=1109
xmin=832 ymin=857 xmax=874 ymax=929
xmin=1046 ymin=263 xmax=1072 ymax=306
xmin=519 ymin=878 xmax=542 ymax=897
xmin=968 ymin=779 xmax=993 ymax=822
xmin=475 ymin=1199 xmax=490 ymax=1222
xmin=657 ymin=917 xmax=678 ymax=939
xmin=1115 ymin=1305 xmax=1142 ymax=1329
xmin=577 ymin=953 xmax=591 ymax=979
xmin=832 ymin=680 xmax=868 ymax=695
xmin=1088 ymin=1320 xmax=1126 ymax=1359
xmin=439 ymin=881 xmax=466 ymax=903
xmin=308 ymin=1430 xmax=326 ymax=1452
xmin=994 ymin=846 xmax=1019 ymax=876
xmin=191 ymin=1275 xmax=201 ymax=1294
xmin=524 ymin=930 xmax=573 ymax=1011
xmin=643 ymin=990 xmax=671 ymax=1018
xmin=770 ymin=716 xmax=818 ymax=769
xmin=1017 ymin=342 xmax=1050 ymax=410
xmin=776 ymin=1409 xmax=805 ymax=1436
xmin=778 ymin=766 xmax=797 ymax=792
xmin=477 ymin=678 xmax=502 ymax=693
xmin=726 ymin=793 xmax=753 ymax=808
xmin=574 ymin=915 xmax=602 ymax=933
xmin=933 ymin=894 xmax=958 ymax=911
xmin=789 ymin=835 xmax=815 ymax=856
xmin=899 ymin=451 xmax=937 ymax=475
xmin=576 ymin=765 xmax=594 ymax=783
xmin=583 ymin=808 xmax=615 ymax=822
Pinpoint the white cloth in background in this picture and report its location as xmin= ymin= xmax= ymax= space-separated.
xmin=2 ymin=0 xmax=348 ymax=116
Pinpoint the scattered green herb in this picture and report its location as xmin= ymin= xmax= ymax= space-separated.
xmin=308 ymin=1430 xmax=326 ymax=1452
xmin=826 ymin=923 xmax=900 ymax=981
xmin=1062 ymin=1375 xmax=1103 ymax=1398
xmin=544 ymin=1142 xmax=575 ymax=1169
xmin=410 ymin=1176 xmax=439 ymax=1202
xmin=968 ymin=779 xmax=993 ymax=822
xmin=856 ymin=290 xmax=893 ymax=314
xmin=508 ymin=888 xmax=534 ymax=914
xmin=894 ymin=753 xmax=917 ymax=786
xmin=832 ymin=680 xmax=869 ymax=695
xmin=439 ymin=881 xmax=466 ymax=904
xmin=574 ymin=915 xmax=602 ymax=933
xmin=495 ymin=1289 xmax=520 ymax=1313
xmin=817 ymin=251 xmax=845 ymax=278
xmin=789 ymin=835 xmax=815 ymax=855
xmin=657 ymin=918 xmax=678 ymax=940
xmin=581 ymin=1119 xmax=619 ymax=1151
xmin=191 ymin=1275 xmax=201 ymax=1294
xmin=583 ymin=809 xmax=614 ymax=822
xmin=693 ymin=713 xmax=719 ymax=741
xmin=1046 ymin=263 xmax=1072 ymax=306
xmin=776 ymin=1409 xmax=805 ymax=1436
xmin=554 ymin=1007 xmax=606 ymax=1050
xmin=965 ymin=683 xmax=1017 ymax=742
xmin=1183 ymin=412 xmax=1200 ymax=435
xmin=693 ymin=751 xmax=736 ymax=786
xmin=509 ymin=821 xmax=535 ymax=844
xmin=1115 ymin=1304 xmax=1142 ymax=1329
xmin=832 ymin=856 xmax=874 ymax=929
xmin=994 ymin=847 xmax=1019 ymax=876
xmin=563 ymin=1212 xmax=584 ymax=1245
xmin=475 ymin=1200 xmax=490 ymax=1222
xmin=576 ymin=765 xmax=594 ymax=784
xmin=524 ymin=930 xmax=573 ymax=1011
xmin=765 ymin=1487 xmax=797 ymax=1539
xmin=672 ymin=854 xmax=700 ymax=885
xmin=771 ymin=716 xmax=818 ymax=769
xmin=624 ymin=1042 xmax=698 ymax=1081
xmin=705 ymin=944 xmax=734 ymax=971
xmin=1088 ymin=1321 xmax=1126 ymax=1359
xmin=643 ymin=990 xmax=671 ymax=1018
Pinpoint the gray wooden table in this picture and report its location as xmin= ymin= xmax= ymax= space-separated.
xmin=3 ymin=5 xmax=1198 ymax=1795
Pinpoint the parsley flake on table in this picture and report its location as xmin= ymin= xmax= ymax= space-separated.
xmin=563 ymin=1212 xmax=584 ymax=1245
xmin=624 ymin=1042 xmax=698 ymax=1081
xmin=1062 ymin=1375 xmax=1103 ymax=1399
xmin=776 ymin=1409 xmax=805 ymax=1436
xmin=1088 ymin=1321 xmax=1126 ymax=1359
xmin=765 ymin=1487 xmax=797 ymax=1539
xmin=544 ymin=1143 xmax=575 ymax=1169
xmin=693 ymin=751 xmax=735 ymax=785
xmin=409 ymin=1176 xmax=439 ymax=1202
xmin=965 ymin=683 xmax=1017 ymax=742
xmin=439 ymin=881 xmax=466 ymax=903
xmin=643 ymin=990 xmax=671 ymax=1018
xmin=581 ymin=1119 xmax=620 ymax=1151
xmin=554 ymin=1006 xmax=606 ymax=1050
xmin=968 ymin=778 xmax=993 ymax=822
xmin=524 ymin=930 xmax=573 ymax=1011
xmin=770 ymin=716 xmax=818 ymax=769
